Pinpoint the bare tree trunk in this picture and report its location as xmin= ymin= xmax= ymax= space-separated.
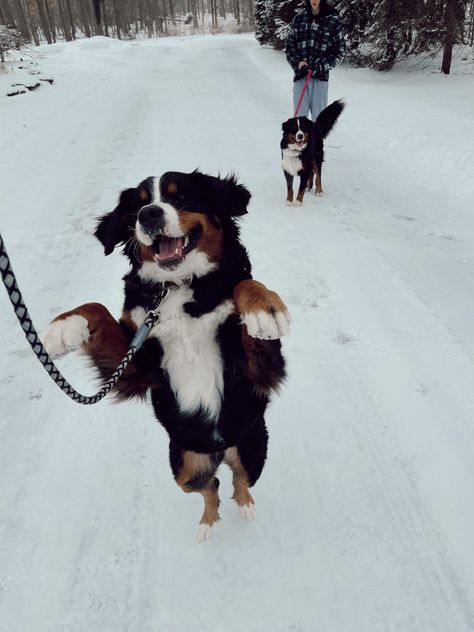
xmin=44 ymin=0 xmax=57 ymax=42
xmin=77 ymin=0 xmax=92 ymax=37
xmin=57 ymin=0 xmax=71 ymax=40
xmin=91 ymin=0 xmax=102 ymax=31
xmin=137 ymin=0 xmax=145 ymax=32
xmin=190 ymin=0 xmax=199 ymax=27
xmin=168 ymin=0 xmax=175 ymax=24
xmin=233 ymin=0 xmax=240 ymax=24
xmin=64 ymin=0 xmax=76 ymax=39
xmin=210 ymin=0 xmax=217 ymax=28
xmin=441 ymin=0 xmax=456 ymax=74
xmin=162 ymin=0 xmax=168 ymax=33
xmin=467 ymin=0 xmax=474 ymax=46
xmin=35 ymin=0 xmax=53 ymax=43
xmin=22 ymin=0 xmax=40 ymax=45
xmin=149 ymin=0 xmax=161 ymax=34
xmin=111 ymin=0 xmax=121 ymax=38
xmin=103 ymin=0 xmax=110 ymax=36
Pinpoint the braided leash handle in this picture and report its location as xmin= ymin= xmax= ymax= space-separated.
xmin=0 ymin=232 xmax=152 ymax=405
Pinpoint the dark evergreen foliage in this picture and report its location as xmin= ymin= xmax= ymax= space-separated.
xmin=257 ymin=0 xmax=470 ymax=72
xmin=255 ymin=0 xmax=278 ymax=45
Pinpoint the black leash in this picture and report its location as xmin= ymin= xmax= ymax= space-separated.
xmin=0 ymin=232 xmax=166 ymax=405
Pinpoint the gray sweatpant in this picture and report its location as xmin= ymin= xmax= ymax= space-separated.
xmin=292 ymin=78 xmax=329 ymax=121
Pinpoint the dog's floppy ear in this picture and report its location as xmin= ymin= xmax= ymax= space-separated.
xmin=193 ymin=172 xmax=251 ymax=217
xmin=94 ymin=188 xmax=140 ymax=255
xmin=282 ymin=119 xmax=291 ymax=134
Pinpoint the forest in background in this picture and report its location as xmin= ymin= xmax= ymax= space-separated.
xmin=1 ymin=0 xmax=474 ymax=73
xmin=0 ymin=0 xmax=255 ymax=54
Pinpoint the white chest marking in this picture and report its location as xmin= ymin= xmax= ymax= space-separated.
xmin=131 ymin=288 xmax=234 ymax=420
xmin=282 ymin=148 xmax=304 ymax=177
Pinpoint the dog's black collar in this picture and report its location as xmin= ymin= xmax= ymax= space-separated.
xmin=149 ymin=281 xmax=178 ymax=311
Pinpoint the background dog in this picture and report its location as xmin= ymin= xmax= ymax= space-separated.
xmin=281 ymin=99 xmax=345 ymax=205
xmin=42 ymin=171 xmax=290 ymax=542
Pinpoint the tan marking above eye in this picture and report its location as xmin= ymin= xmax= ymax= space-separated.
xmin=167 ymin=182 xmax=178 ymax=194
xmin=139 ymin=188 xmax=149 ymax=203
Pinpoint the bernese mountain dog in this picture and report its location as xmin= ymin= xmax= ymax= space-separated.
xmin=281 ymin=99 xmax=345 ymax=206
xmin=42 ymin=170 xmax=290 ymax=542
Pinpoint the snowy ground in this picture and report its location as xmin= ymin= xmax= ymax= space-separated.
xmin=1 ymin=34 xmax=474 ymax=632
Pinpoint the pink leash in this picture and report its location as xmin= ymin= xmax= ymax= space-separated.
xmin=293 ymin=69 xmax=313 ymax=117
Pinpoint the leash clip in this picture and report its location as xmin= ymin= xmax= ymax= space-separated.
xmin=147 ymin=284 xmax=171 ymax=324
xmin=131 ymin=285 xmax=172 ymax=351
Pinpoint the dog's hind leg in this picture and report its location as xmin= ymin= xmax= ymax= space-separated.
xmin=170 ymin=443 xmax=224 ymax=543
xmin=225 ymin=447 xmax=256 ymax=520
xmin=314 ymin=160 xmax=323 ymax=195
xmin=312 ymin=145 xmax=324 ymax=195
xmin=225 ymin=419 xmax=269 ymax=520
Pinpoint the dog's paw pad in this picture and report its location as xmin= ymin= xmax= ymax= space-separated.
xmin=238 ymin=503 xmax=256 ymax=521
xmin=41 ymin=315 xmax=90 ymax=358
xmin=195 ymin=523 xmax=215 ymax=543
xmin=243 ymin=309 xmax=291 ymax=340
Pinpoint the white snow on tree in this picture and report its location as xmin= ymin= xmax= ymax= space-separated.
xmin=0 ymin=25 xmax=27 ymax=64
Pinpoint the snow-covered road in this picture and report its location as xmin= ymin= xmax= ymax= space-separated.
xmin=1 ymin=34 xmax=474 ymax=632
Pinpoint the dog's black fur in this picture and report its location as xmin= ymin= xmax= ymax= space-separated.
xmin=281 ymin=99 xmax=345 ymax=205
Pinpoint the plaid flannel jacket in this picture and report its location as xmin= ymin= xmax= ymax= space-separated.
xmin=286 ymin=9 xmax=345 ymax=82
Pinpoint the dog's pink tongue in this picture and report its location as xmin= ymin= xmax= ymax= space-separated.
xmin=156 ymin=237 xmax=183 ymax=261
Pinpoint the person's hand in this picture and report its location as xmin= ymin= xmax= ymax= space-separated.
xmin=294 ymin=62 xmax=310 ymax=80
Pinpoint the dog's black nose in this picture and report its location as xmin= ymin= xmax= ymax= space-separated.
xmin=138 ymin=204 xmax=165 ymax=235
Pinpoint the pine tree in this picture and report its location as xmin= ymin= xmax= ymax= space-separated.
xmin=255 ymin=0 xmax=278 ymax=45
xmin=333 ymin=0 xmax=374 ymax=52
xmin=335 ymin=0 xmax=468 ymax=70
xmin=274 ymin=0 xmax=303 ymax=50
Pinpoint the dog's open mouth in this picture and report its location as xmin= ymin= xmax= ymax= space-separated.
xmin=152 ymin=225 xmax=201 ymax=267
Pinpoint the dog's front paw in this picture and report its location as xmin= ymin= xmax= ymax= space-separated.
xmin=294 ymin=200 xmax=303 ymax=207
xmin=285 ymin=200 xmax=294 ymax=207
xmin=41 ymin=315 xmax=90 ymax=358
xmin=234 ymin=280 xmax=291 ymax=340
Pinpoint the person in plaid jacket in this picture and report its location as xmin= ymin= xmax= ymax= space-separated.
xmin=286 ymin=0 xmax=345 ymax=120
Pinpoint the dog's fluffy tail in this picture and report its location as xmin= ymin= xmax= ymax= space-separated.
xmin=314 ymin=99 xmax=345 ymax=139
